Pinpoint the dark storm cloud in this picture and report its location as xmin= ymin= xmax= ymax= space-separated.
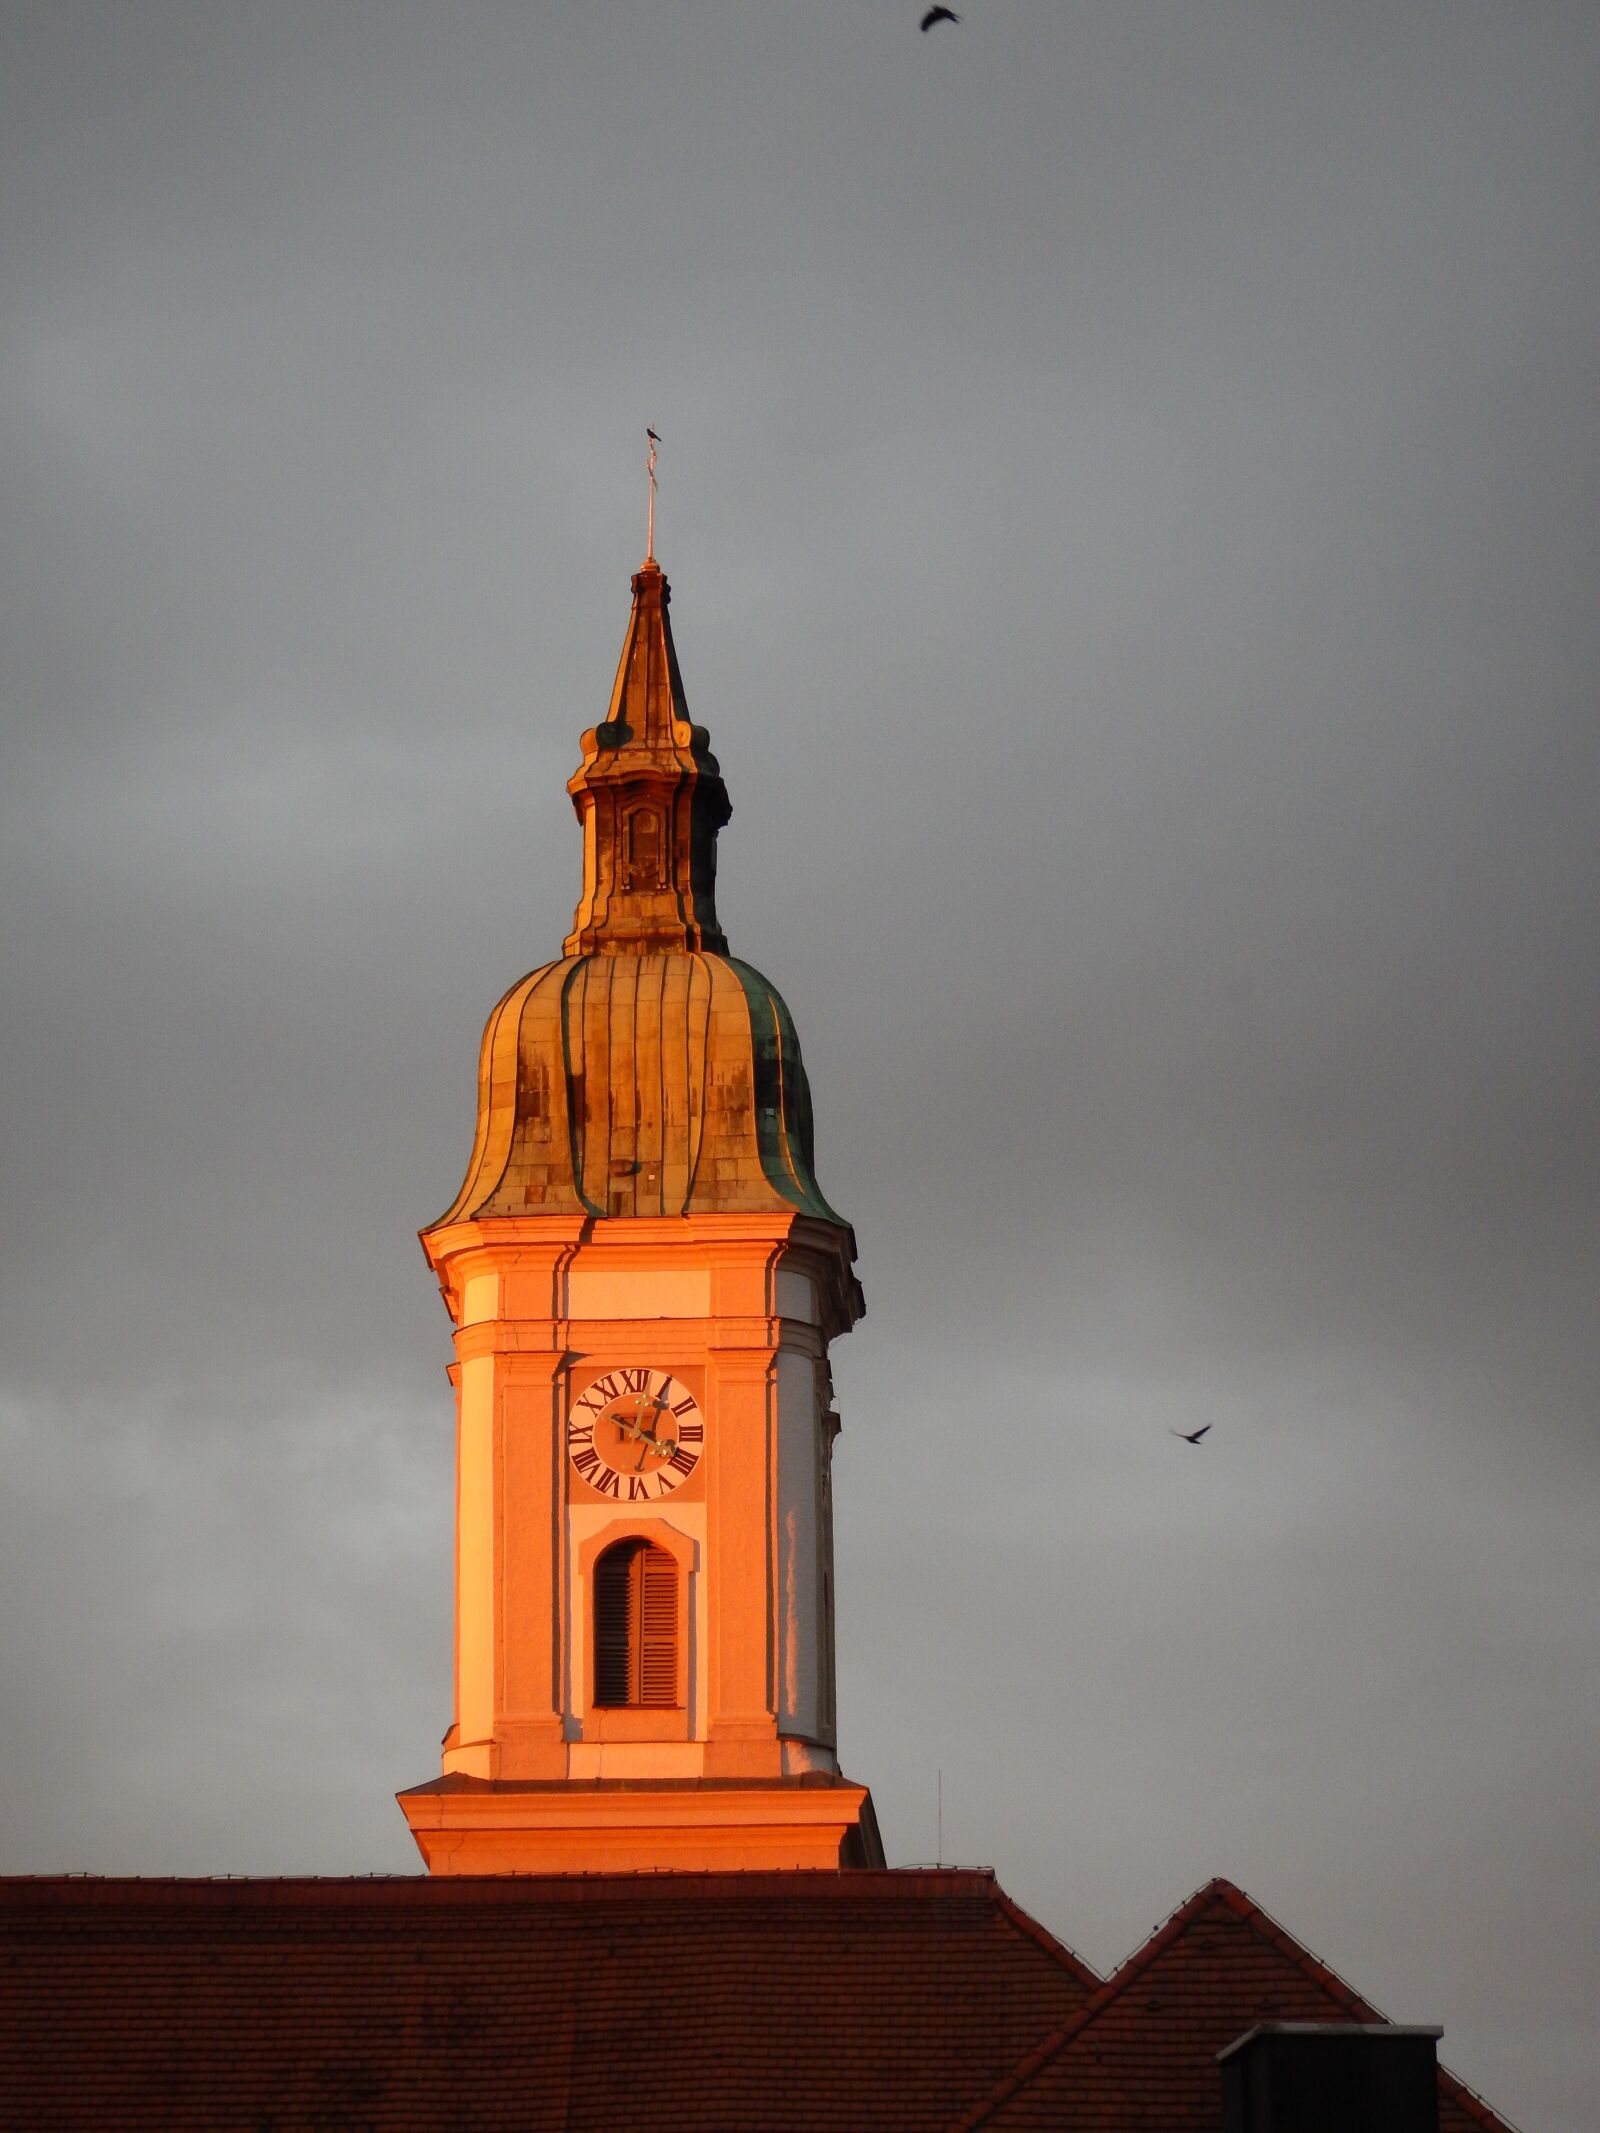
xmin=2 ymin=6 xmax=1595 ymax=2126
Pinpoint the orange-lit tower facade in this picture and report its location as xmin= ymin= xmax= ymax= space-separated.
xmin=398 ymin=555 xmax=882 ymax=1873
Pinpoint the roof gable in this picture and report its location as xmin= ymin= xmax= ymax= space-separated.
xmin=953 ymin=1879 xmax=1522 ymax=2133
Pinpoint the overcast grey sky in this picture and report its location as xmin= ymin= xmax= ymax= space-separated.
xmin=3 ymin=3 xmax=1597 ymax=2125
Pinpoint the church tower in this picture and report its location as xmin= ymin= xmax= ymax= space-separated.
xmin=398 ymin=551 xmax=882 ymax=1872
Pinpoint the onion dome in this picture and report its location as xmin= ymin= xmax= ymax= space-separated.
xmin=437 ymin=560 xmax=844 ymax=1225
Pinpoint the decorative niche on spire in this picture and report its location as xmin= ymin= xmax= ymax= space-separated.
xmin=564 ymin=561 xmax=730 ymax=957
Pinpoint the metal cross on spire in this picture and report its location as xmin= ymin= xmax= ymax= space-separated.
xmin=645 ymin=428 xmax=661 ymax=560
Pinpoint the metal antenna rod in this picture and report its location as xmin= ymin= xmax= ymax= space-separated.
xmin=645 ymin=428 xmax=660 ymax=559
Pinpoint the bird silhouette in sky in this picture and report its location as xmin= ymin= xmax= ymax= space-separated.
xmin=1169 ymin=1425 xmax=1212 ymax=1445
xmin=646 ymin=427 xmax=661 ymax=444
xmin=921 ymin=7 xmax=960 ymax=30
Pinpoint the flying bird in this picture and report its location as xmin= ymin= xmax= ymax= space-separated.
xmin=1169 ymin=1425 xmax=1212 ymax=1445
xmin=920 ymin=7 xmax=960 ymax=29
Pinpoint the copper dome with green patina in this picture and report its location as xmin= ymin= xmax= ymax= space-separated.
xmin=438 ymin=562 xmax=844 ymax=1226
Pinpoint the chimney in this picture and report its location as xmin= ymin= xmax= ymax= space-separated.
xmin=1219 ymin=2022 xmax=1442 ymax=2133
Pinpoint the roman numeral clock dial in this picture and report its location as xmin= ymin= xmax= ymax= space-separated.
xmin=565 ymin=1369 xmax=704 ymax=1502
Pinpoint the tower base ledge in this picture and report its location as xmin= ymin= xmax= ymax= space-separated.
xmin=397 ymin=1774 xmax=884 ymax=1875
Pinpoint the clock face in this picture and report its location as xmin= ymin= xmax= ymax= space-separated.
xmin=566 ymin=1368 xmax=704 ymax=1502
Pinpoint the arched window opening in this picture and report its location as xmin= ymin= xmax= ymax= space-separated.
xmin=622 ymin=806 xmax=664 ymax=891
xmin=594 ymin=1538 xmax=678 ymax=1708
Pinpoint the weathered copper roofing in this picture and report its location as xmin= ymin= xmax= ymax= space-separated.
xmin=439 ymin=949 xmax=841 ymax=1222
xmin=436 ymin=560 xmax=845 ymax=1226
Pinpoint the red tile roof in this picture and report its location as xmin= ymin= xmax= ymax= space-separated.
xmin=0 ymin=1870 xmax=1523 ymax=2131
xmin=949 ymin=1878 xmax=1522 ymax=2133
xmin=0 ymin=1869 xmax=1096 ymax=2131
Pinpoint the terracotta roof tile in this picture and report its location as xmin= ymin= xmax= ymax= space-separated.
xmin=950 ymin=1879 xmax=1522 ymax=2133
xmin=0 ymin=1870 xmax=1524 ymax=2131
xmin=0 ymin=1869 xmax=1096 ymax=2131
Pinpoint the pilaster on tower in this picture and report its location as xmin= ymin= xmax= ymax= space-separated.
xmin=398 ymin=550 xmax=881 ymax=1875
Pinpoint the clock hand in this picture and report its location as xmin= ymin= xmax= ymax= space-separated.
xmin=610 ymin=1400 xmax=650 ymax=1448
xmin=612 ymin=1414 xmax=679 ymax=1460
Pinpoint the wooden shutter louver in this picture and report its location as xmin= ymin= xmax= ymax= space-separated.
xmin=593 ymin=1539 xmax=679 ymax=1708
xmin=593 ymin=1544 xmax=635 ymax=1707
xmin=637 ymin=1547 xmax=678 ymax=1705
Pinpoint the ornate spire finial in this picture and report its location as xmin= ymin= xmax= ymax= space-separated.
xmin=645 ymin=428 xmax=661 ymax=561
xmin=563 ymin=558 xmax=730 ymax=957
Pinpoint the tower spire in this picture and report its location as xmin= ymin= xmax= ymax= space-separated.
xmin=563 ymin=557 xmax=730 ymax=956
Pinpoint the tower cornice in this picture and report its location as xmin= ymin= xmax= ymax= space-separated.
xmin=423 ymin=1210 xmax=863 ymax=1341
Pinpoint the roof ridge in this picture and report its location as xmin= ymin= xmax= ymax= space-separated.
xmin=1435 ymin=2058 xmax=1526 ymax=2132
xmin=944 ymin=1877 xmax=1501 ymax=2133
xmin=0 ymin=1866 xmax=1003 ymax=1907
xmin=944 ymin=1955 xmax=1145 ymax=2128
xmin=1202 ymin=1879 xmax=1387 ymax=2023
xmin=944 ymin=1996 xmax=1102 ymax=2131
xmin=1209 ymin=1891 xmax=1524 ymax=2133
xmin=944 ymin=1881 xmax=1254 ymax=2129
xmin=989 ymin=1883 xmax=1102 ymax=1990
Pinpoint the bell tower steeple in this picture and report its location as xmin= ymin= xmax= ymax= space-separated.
xmin=398 ymin=549 xmax=881 ymax=1875
xmin=564 ymin=560 xmax=729 ymax=957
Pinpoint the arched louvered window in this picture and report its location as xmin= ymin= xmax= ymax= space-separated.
xmin=593 ymin=1538 xmax=679 ymax=1708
